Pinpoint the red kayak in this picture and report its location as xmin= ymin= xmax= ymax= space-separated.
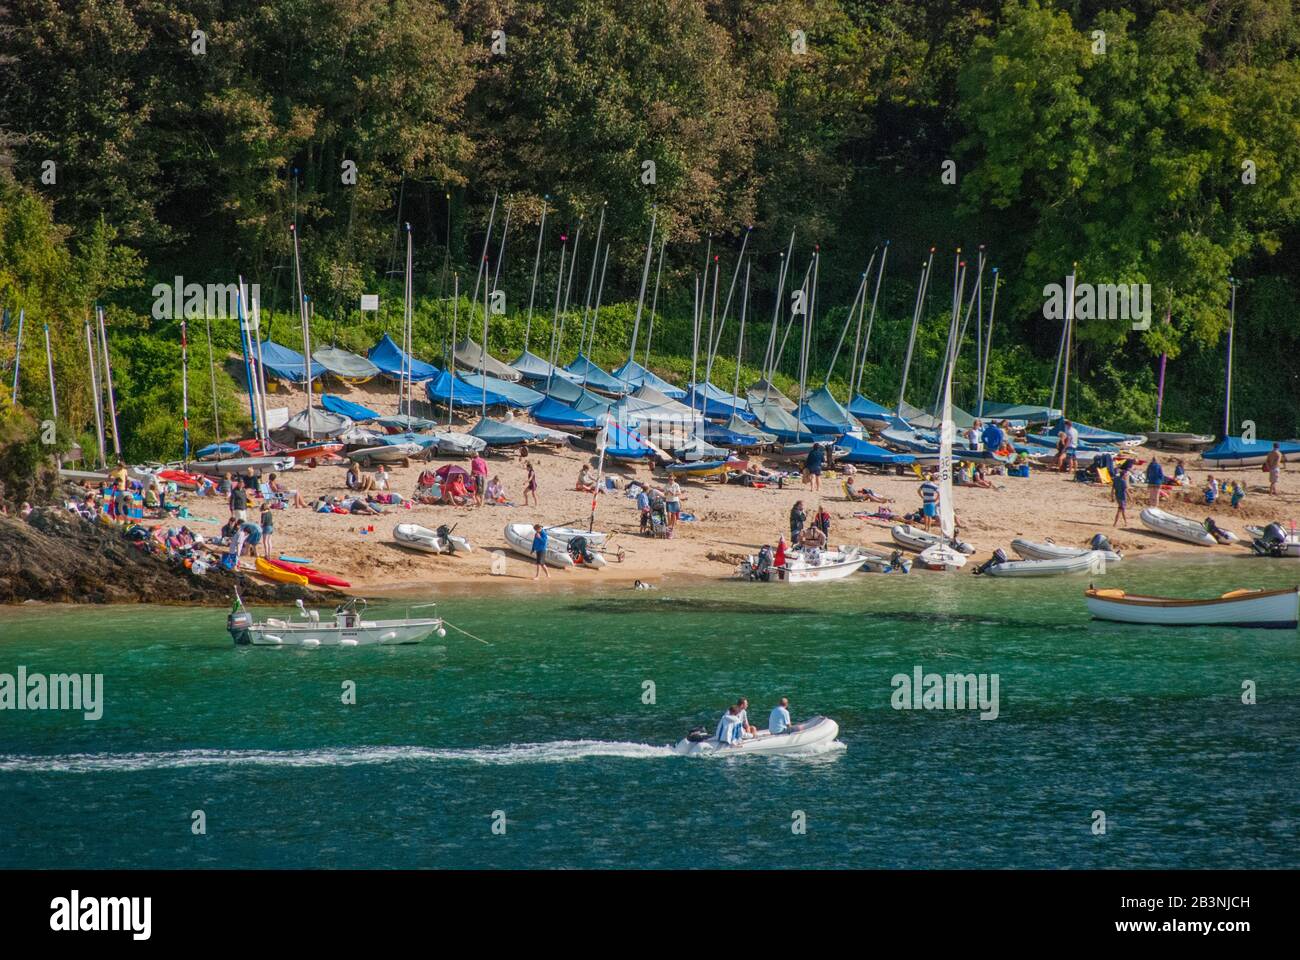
xmin=157 ymin=469 xmax=207 ymax=490
xmin=287 ymin=442 xmax=344 ymax=460
xmin=265 ymin=558 xmax=351 ymax=589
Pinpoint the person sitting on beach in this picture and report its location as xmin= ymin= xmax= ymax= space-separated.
xmin=486 ymin=475 xmax=507 ymax=505
xmin=1203 ymin=474 xmax=1219 ymax=504
xmin=1173 ymin=460 xmax=1189 ymax=485
xmin=443 ymin=473 xmax=470 ymax=506
xmin=576 ymin=464 xmax=597 ymax=494
xmin=268 ymin=473 xmax=307 ymax=508
xmin=847 ymin=479 xmax=892 ymax=504
xmin=373 ymin=465 xmax=390 ymax=492
xmin=971 ymin=465 xmax=994 ymax=489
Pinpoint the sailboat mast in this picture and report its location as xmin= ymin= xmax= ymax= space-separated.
xmin=97 ymin=305 xmax=122 ymax=459
xmin=643 ymin=238 xmax=666 ymax=367
xmin=1223 ymin=278 xmax=1237 ymax=437
xmin=1059 ymin=266 xmax=1077 ymax=419
xmin=545 ymin=238 xmax=568 ymax=394
xmin=449 ymin=274 xmax=458 ymax=426
xmin=710 ymin=226 xmax=753 ymax=361
xmin=897 ymin=249 xmax=935 ymax=411
xmin=977 ymin=268 xmax=999 ymax=417
xmin=470 ymin=190 xmax=498 ymax=310
xmin=825 ymin=259 xmax=871 ymax=390
xmin=8 ymin=308 xmax=22 ymax=406
xmin=627 ymin=206 xmax=657 ymax=365
xmin=290 ymin=224 xmax=314 ymax=440
xmin=523 ymin=199 xmax=548 ymax=354
xmin=179 ymin=316 xmax=189 ymax=465
xmin=580 ymin=203 xmax=607 ymax=344
xmin=731 ymin=261 xmax=751 ymax=403
xmin=42 ymin=322 xmax=57 ymax=422
xmin=85 ymin=319 xmax=107 ymax=467
xmin=854 ymin=241 xmax=889 ymax=398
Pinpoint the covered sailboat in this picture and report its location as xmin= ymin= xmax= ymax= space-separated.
xmin=425 ymin=368 xmax=511 ymax=409
xmin=258 ymin=340 xmax=326 ymax=384
xmin=461 ymin=373 xmax=544 ymax=410
xmin=285 ymin=407 xmax=354 ymax=438
xmin=564 ymin=354 xmax=633 ymax=395
xmin=453 ymin=337 xmax=523 ymax=382
xmin=313 ymin=345 xmax=381 ymax=382
xmin=321 ymin=394 xmax=380 ymax=423
xmin=611 ymin=359 xmax=686 ymax=399
xmin=511 ymin=349 xmax=580 ymax=384
xmin=799 ymin=386 xmax=861 ymax=436
xmin=530 ymin=395 xmax=600 ymax=431
xmin=369 ymin=333 xmax=438 ymax=382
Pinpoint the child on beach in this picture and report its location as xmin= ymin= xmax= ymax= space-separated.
xmin=1112 ymin=465 xmax=1130 ymax=527
xmin=260 ymin=507 xmax=274 ymax=558
xmin=523 ymin=460 xmax=539 ymax=507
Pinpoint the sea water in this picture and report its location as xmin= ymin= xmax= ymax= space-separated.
xmin=1 ymin=556 xmax=1296 ymax=869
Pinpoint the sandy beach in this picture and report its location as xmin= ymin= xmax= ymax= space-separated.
xmin=169 ymin=380 xmax=1300 ymax=594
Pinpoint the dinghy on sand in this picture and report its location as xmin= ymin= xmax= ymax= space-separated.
xmin=1139 ymin=508 xmax=1221 ymax=546
xmin=674 ymin=716 xmax=841 ymax=756
xmin=1085 ymin=586 xmax=1299 ymax=629
xmin=393 ymin=523 xmax=473 ymax=555
xmin=891 ymin=524 xmax=975 ymax=555
xmin=1011 ymin=537 xmax=1122 ymax=564
xmin=918 ymin=542 xmax=968 ymax=571
xmin=974 ymin=548 xmax=1103 ymax=577
xmin=503 ymin=523 xmax=606 ymax=569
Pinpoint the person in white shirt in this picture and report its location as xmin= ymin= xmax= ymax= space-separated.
xmin=715 ymin=706 xmax=743 ymax=745
xmin=1064 ymin=420 xmax=1080 ymax=471
xmin=374 ymin=465 xmax=390 ymax=491
xmin=768 ymin=697 xmax=804 ymax=735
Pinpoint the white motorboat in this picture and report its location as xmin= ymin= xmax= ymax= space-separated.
xmin=227 ymin=597 xmax=445 ymax=647
xmin=1085 ymin=586 xmax=1299 ymax=629
xmin=1011 ymin=537 xmax=1122 ymax=564
xmin=503 ymin=522 xmax=606 ymax=569
xmin=674 ymin=716 xmax=841 ymax=756
xmin=891 ymin=523 xmax=975 ymax=555
xmin=393 ymin=523 xmax=472 ymax=555
xmin=738 ymin=546 xmax=867 ymax=582
xmin=1139 ymin=507 xmax=1223 ymax=546
xmin=347 ymin=443 xmax=423 ymax=465
xmin=917 ymin=542 xmax=968 ymax=571
xmin=975 ymin=549 xmax=1103 ymax=577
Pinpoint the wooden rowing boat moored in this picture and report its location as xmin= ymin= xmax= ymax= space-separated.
xmin=1084 ymin=586 xmax=1299 ymax=628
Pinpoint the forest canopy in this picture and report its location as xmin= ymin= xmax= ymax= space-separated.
xmin=1 ymin=0 xmax=1297 ymax=462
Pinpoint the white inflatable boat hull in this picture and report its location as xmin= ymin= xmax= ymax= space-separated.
xmin=1139 ymin=508 xmax=1218 ymax=546
xmin=981 ymin=551 xmax=1103 ymax=577
xmin=503 ymin=523 xmax=606 ymax=569
xmin=891 ymin=523 xmax=974 ymax=555
xmin=674 ymin=716 xmax=840 ymax=756
xmin=1011 ymin=538 xmax=1122 ymax=563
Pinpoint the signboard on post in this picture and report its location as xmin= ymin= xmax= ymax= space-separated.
xmin=360 ymin=294 xmax=379 ymax=312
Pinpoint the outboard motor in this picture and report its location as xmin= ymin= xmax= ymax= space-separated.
xmin=227 ymin=607 xmax=253 ymax=646
xmin=685 ymin=726 xmax=712 ymax=743
xmin=1252 ymin=522 xmax=1288 ymax=556
xmin=1089 ymin=533 xmax=1114 ymax=553
xmin=437 ymin=524 xmax=455 ymax=554
xmin=973 ymin=548 xmax=1008 ymax=576
xmin=754 ymin=545 xmax=773 ymax=582
xmin=1203 ymin=517 xmax=1231 ymax=543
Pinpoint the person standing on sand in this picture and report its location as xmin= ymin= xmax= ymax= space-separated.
xmin=789 ymin=500 xmax=806 ymax=542
xmin=805 ymin=443 xmax=825 ymax=491
xmin=530 ymin=523 xmax=550 ymax=581
xmin=1265 ymin=442 xmax=1286 ymax=495
xmin=918 ymin=474 xmax=940 ymax=532
xmin=523 ymin=459 xmax=539 ymax=506
xmin=260 ymin=505 xmax=274 ymax=558
xmin=1112 ymin=464 xmax=1130 ymax=527
xmin=470 ymin=453 xmax=488 ymax=507
xmin=229 ymin=479 xmax=248 ymax=524
xmin=1145 ymin=456 xmax=1165 ymax=506
xmin=665 ymin=479 xmax=683 ymax=529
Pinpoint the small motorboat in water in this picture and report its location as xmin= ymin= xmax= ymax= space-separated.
xmin=1084 ymin=586 xmax=1299 ymax=629
xmin=738 ymin=546 xmax=866 ymax=582
xmin=1011 ymin=535 xmax=1122 ymax=564
xmin=1247 ymin=524 xmax=1300 ymax=558
xmin=228 ymin=596 xmax=446 ymax=646
xmin=674 ymin=716 xmax=841 ymax=756
xmin=394 ymin=522 xmax=473 ymax=555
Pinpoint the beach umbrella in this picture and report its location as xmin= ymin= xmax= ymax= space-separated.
xmin=434 ymin=464 xmax=469 ymax=482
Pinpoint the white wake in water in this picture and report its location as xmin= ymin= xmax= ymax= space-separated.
xmin=0 ymin=741 xmax=676 ymax=774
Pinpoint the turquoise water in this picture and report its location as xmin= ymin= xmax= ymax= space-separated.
xmin=1 ymin=556 xmax=1297 ymax=869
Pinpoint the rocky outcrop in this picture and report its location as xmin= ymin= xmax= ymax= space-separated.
xmin=0 ymin=508 xmax=339 ymax=606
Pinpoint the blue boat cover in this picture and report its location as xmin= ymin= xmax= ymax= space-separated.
xmin=462 ymin=373 xmax=544 ymax=410
xmin=425 ymin=368 xmax=511 ymax=409
xmin=801 ymin=386 xmax=860 ymax=435
xmin=611 ymin=359 xmax=687 ymax=399
xmin=531 ymin=396 xmax=599 ymax=430
xmin=1201 ymin=436 xmax=1300 ymax=460
xmin=511 ymin=350 xmax=581 ymax=384
xmin=377 ymin=432 xmax=440 ymax=449
xmin=564 ymin=354 xmax=633 ymax=395
xmin=470 ymin=418 xmax=543 ymax=446
xmin=368 ymin=333 xmax=439 ymax=381
xmin=321 ymin=394 xmax=380 ymax=422
xmin=849 ymin=393 xmax=892 ymax=419
xmin=376 ymin=414 xmax=441 ymax=431
xmin=197 ymin=442 xmax=241 ymax=458
xmin=602 ymin=421 xmax=656 ymax=459
xmin=258 ymin=340 xmax=326 ymax=383
xmin=1044 ymin=417 xmax=1140 ymax=444
xmin=837 ymin=434 xmax=916 ymax=466
xmin=688 ymin=381 xmax=755 ymax=422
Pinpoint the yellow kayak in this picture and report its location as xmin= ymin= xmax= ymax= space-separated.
xmin=254 ymin=557 xmax=309 ymax=587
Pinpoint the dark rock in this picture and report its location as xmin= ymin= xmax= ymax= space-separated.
xmin=0 ymin=508 xmax=342 ymax=606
